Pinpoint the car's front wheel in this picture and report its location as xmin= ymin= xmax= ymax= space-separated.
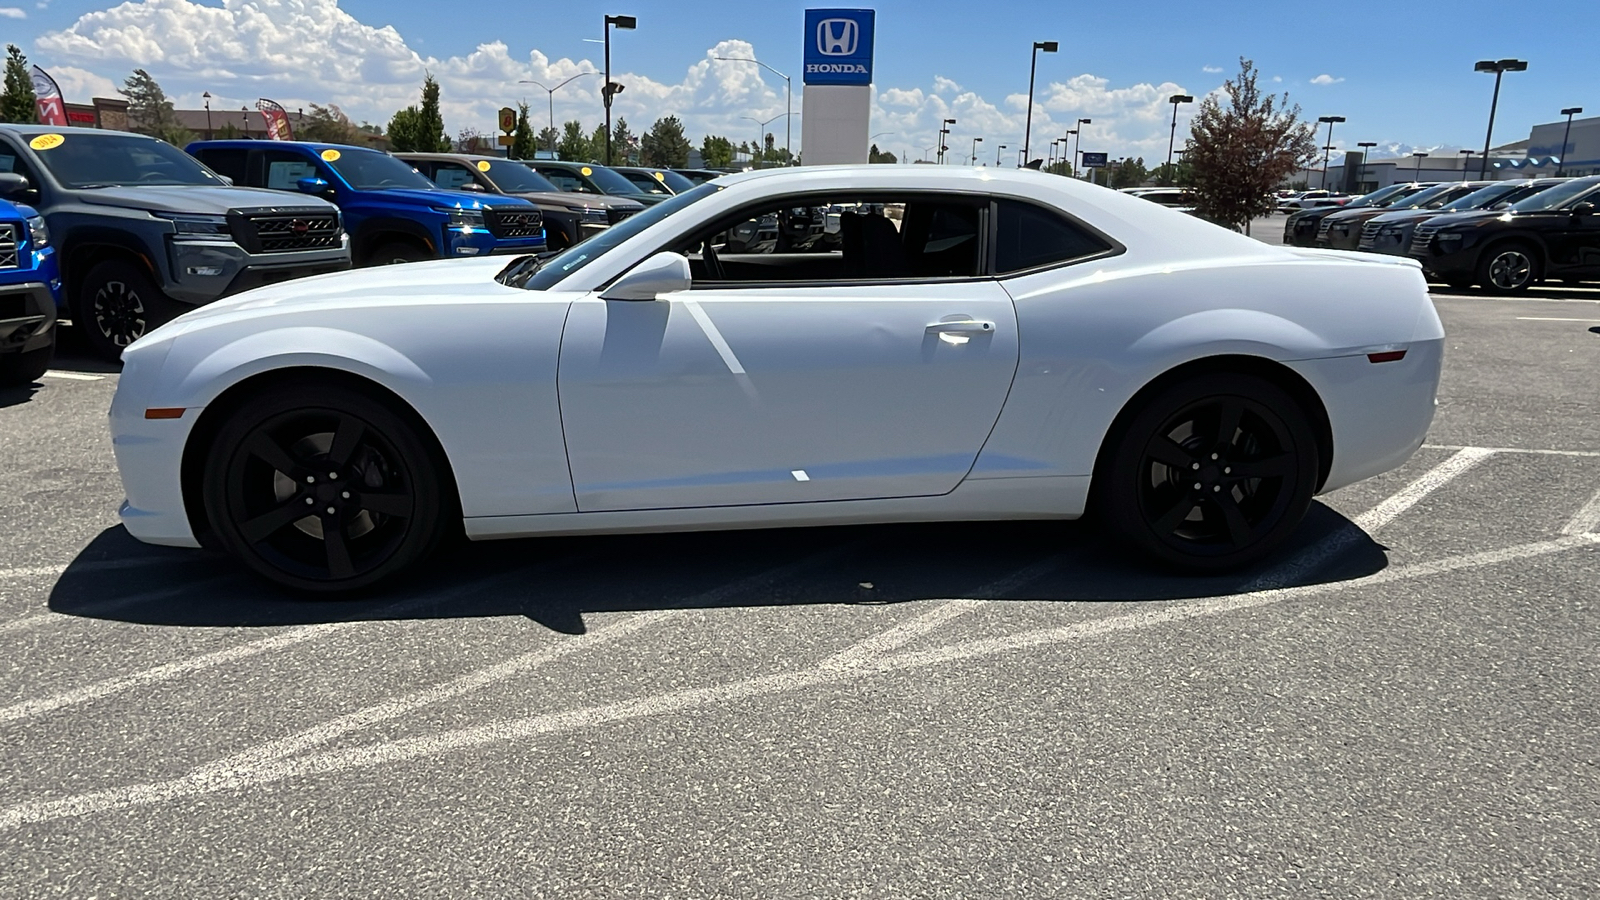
xmin=1477 ymin=242 xmax=1540 ymax=294
xmin=73 ymin=260 xmax=184 ymax=361
xmin=202 ymin=380 xmax=452 ymax=593
xmin=1100 ymin=373 xmax=1320 ymax=572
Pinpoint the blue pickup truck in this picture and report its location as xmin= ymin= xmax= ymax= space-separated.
xmin=187 ymin=141 xmax=546 ymax=266
xmin=0 ymin=195 xmax=62 ymax=386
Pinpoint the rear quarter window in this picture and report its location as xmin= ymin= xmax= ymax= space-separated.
xmin=994 ymin=200 xmax=1113 ymax=274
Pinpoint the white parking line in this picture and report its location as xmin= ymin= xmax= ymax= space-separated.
xmin=1353 ymin=447 xmax=1496 ymax=533
xmin=6 ymin=531 xmax=1588 ymax=831
xmin=1514 ymin=316 xmax=1600 ymax=323
xmin=1424 ymin=444 xmax=1600 ymax=458
xmin=40 ymin=371 xmax=105 ymax=382
xmin=1561 ymin=485 xmax=1600 ymax=536
xmin=0 ymin=576 xmax=235 ymax=637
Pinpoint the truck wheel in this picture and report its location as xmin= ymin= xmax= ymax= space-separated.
xmin=0 ymin=343 xmax=53 ymax=387
xmin=366 ymin=242 xmax=431 ymax=266
xmin=73 ymin=260 xmax=184 ymax=361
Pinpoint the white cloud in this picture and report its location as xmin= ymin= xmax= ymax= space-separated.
xmin=1201 ymin=66 xmax=1223 ymax=74
xmin=1272 ymin=75 xmax=1283 ymax=83
xmin=42 ymin=65 xmax=119 ymax=100
xmin=1310 ymin=74 xmax=1345 ymax=85
xmin=1 ymin=6 xmax=28 ymax=18
xmin=932 ymin=76 xmax=961 ymax=94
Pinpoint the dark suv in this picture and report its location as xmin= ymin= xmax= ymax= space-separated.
xmin=525 ymin=160 xmax=667 ymax=206
xmin=1409 ymin=175 xmax=1600 ymax=293
xmin=1316 ymin=183 xmax=1485 ymax=250
xmin=1283 ymin=183 xmax=1429 ymax=247
xmin=1357 ymin=178 xmax=1567 ymax=257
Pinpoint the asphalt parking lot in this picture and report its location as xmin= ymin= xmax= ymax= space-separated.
xmin=2 ymin=284 xmax=1598 ymax=897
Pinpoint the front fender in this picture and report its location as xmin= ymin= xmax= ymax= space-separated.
xmin=168 ymin=326 xmax=431 ymax=409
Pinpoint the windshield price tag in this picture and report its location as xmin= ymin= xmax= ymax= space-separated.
xmin=320 ymin=149 xmax=341 ymax=162
xmin=580 ymin=167 xmax=593 ymax=177
xmin=477 ymin=160 xmax=492 ymax=172
xmin=29 ymin=134 xmax=65 ymax=151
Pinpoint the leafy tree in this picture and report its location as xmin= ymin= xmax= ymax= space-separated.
xmin=121 ymin=69 xmax=184 ymax=139
xmin=1 ymin=45 xmax=39 ymax=125
xmin=536 ymin=125 xmax=559 ymax=153
xmin=700 ymin=134 xmax=734 ymax=168
xmin=557 ymin=119 xmax=592 ymax=162
xmin=588 ymin=123 xmax=609 ymax=162
xmin=300 ymin=103 xmax=359 ymax=144
xmin=640 ymin=115 xmax=691 ymax=167
xmin=1109 ymin=156 xmax=1149 ymax=189
xmin=1150 ymin=159 xmax=1194 ymax=187
xmin=457 ymin=127 xmax=491 ymax=154
xmin=1187 ymin=57 xmax=1317 ymax=231
xmin=386 ymin=74 xmax=450 ymax=152
xmin=868 ymin=144 xmax=898 ymax=164
xmin=510 ymin=103 xmax=536 ymax=159
xmin=611 ymin=116 xmax=633 ymax=163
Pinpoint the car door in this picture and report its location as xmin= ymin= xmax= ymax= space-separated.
xmin=556 ymin=195 xmax=1021 ymax=512
xmin=1546 ymin=188 xmax=1600 ymax=277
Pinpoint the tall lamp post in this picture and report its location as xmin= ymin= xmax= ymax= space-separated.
xmin=1073 ymin=118 xmax=1092 ymax=177
xmin=1317 ymin=115 xmax=1346 ymax=189
xmin=994 ymin=143 xmax=1007 ymax=166
xmin=1062 ymin=130 xmax=1076 ymax=174
xmin=716 ymin=56 xmax=793 ymax=165
xmin=969 ymin=136 xmax=983 ymax=165
xmin=1557 ymin=106 xmax=1583 ymax=176
xmin=742 ymin=112 xmax=791 ymax=168
xmin=1047 ymin=140 xmax=1058 ymax=168
xmin=201 ymin=92 xmax=213 ymax=140
xmin=1022 ymin=40 xmax=1058 ymax=166
xmin=1356 ymin=141 xmax=1377 ymax=190
xmin=1459 ymin=149 xmax=1475 ymax=180
xmin=937 ymin=118 xmax=956 ymax=163
xmin=1412 ymin=151 xmax=1428 ymax=181
xmin=1474 ymin=59 xmax=1527 ymax=179
xmin=519 ymin=72 xmax=601 ymax=149
xmin=1166 ymin=94 xmax=1193 ymax=176
xmin=602 ymin=14 xmax=637 ymax=165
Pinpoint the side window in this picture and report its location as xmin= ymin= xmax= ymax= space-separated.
xmin=258 ymin=150 xmax=321 ymax=191
xmin=192 ymin=148 xmax=247 ymax=184
xmin=536 ymin=168 xmax=585 ymax=193
xmin=431 ymin=163 xmax=477 ymax=190
xmin=994 ymin=200 xmax=1112 ymax=274
xmin=0 ymin=142 xmax=42 ymax=187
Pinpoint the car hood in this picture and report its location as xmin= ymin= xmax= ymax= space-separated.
xmin=1420 ymin=210 xmax=1504 ymax=229
xmin=1368 ymin=209 xmax=1447 ymax=226
xmin=77 ymin=185 xmax=338 ymax=215
xmin=366 ymin=188 xmax=533 ymax=209
xmin=503 ymin=191 xmax=642 ymax=212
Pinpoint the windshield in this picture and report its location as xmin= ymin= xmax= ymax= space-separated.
xmin=581 ymin=164 xmax=646 ymax=195
xmin=621 ymin=171 xmax=673 ymax=195
xmin=480 ymin=160 xmax=561 ymax=194
xmin=325 ymin=148 xmax=437 ymax=191
xmin=657 ymin=170 xmax=696 ymax=193
xmin=27 ymin=132 xmax=225 ymax=188
xmin=1389 ymin=184 xmax=1471 ymax=210
xmin=1510 ymin=179 xmax=1600 ymax=212
xmin=511 ymin=182 xmax=721 ymax=290
xmin=1349 ymin=183 xmax=1419 ymax=208
xmin=1439 ymin=182 xmax=1526 ymax=211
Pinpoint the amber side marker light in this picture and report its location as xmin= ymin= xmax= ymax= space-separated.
xmin=1367 ymin=350 xmax=1407 ymax=364
xmin=144 ymin=408 xmax=186 ymax=419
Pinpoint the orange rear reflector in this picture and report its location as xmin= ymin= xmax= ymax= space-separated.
xmin=1366 ymin=350 xmax=1407 ymax=364
xmin=144 ymin=407 xmax=186 ymax=419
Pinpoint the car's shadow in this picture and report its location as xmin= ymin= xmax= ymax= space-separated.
xmin=47 ymin=502 xmax=1387 ymax=634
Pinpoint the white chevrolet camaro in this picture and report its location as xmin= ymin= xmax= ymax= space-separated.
xmin=109 ymin=166 xmax=1444 ymax=592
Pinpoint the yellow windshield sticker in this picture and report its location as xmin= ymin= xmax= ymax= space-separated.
xmin=653 ymin=171 xmax=665 ymax=180
xmin=320 ymin=148 xmax=341 ymax=162
xmin=580 ymin=166 xmax=593 ymax=177
xmin=29 ymin=134 xmax=65 ymax=151
xmin=477 ymin=160 xmax=492 ymax=172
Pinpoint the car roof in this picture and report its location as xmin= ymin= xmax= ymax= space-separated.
xmin=188 ymin=139 xmax=371 ymax=152
xmin=394 ymin=152 xmax=507 ymax=163
xmin=1 ymin=124 xmax=151 ymax=139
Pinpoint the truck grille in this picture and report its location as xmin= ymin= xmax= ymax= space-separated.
xmin=608 ymin=207 xmax=638 ymax=226
xmin=1315 ymin=218 xmax=1335 ymax=241
xmin=486 ymin=208 xmax=544 ymax=239
xmin=0 ymin=224 xmax=18 ymax=269
xmin=243 ymin=213 xmax=342 ymax=253
xmin=1357 ymin=221 xmax=1383 ymax=251
xmin=1410 ymin=224 xmax=1437 ymax=259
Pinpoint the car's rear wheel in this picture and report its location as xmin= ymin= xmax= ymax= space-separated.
xmin=73 ymin=260 xmax=185 ymax=361
xmin=202 ymin=381 xmax=451 ymax=593
xmin=1477 ymin=242 xmax=1540 ymax=294
xmin=1100 ymin=373 xmax=1320 ymax=572
xmin=0 ymin=343 xmax=53 ymax=387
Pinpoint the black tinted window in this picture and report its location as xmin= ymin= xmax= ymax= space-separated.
xmin=192 ymin=147 xmax=247 ymax=183
xmin=994 ymin=200 xmax=1111 ymax=274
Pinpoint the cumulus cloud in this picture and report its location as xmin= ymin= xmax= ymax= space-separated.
xmin=1 ymin=6 xmax=28 ymax=18
xmin=932 ymin=76 xmax=961 ymax=94
xmin=1201 ymin=65 xmax=1223 ymax=74
xmin=1310 ymin=74 xmax=1345 ymax=85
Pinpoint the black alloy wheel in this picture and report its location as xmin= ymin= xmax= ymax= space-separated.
xmin=1478 ymin=243 xmax=1539 ymax=294
xmin=1101 ymin=373 xmax=1319 ymax=571
xmin=74 ymin=260 xmax=182 ymax=362
xmin=203 ymin=382 xmax=451 ymax=593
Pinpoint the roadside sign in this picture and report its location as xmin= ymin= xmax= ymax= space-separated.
xmin=803 ymin=9 xmax=875 ymax=86
xmin=498 ymin=107 xmax=516 ymax=134
xmin=1081 ymin=152 xmax=1109 ymax=168
xmin=496 ymin=134 xmax=515 ymax=146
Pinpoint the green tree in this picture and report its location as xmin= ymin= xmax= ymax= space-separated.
xmin=1149 ymin=159 xmax=1194 ymax=187
xmin=557 ymin=119 xmax=592 ymax=161
xmin=121 ymin=69 xmax=185 ymax=139
xmin=868 ymin=144 xmax=898 ymax=164
xmin=700 ymin=134 xmax=734 ymax=168
xmin=510 ymin=103 xmax=536 ymax=159
xmin=1109 ymin=156 xmax=1149 ymax=188
xmin=216 ymin=121 xmax=241 ymax=139
xmin=536 ymin=125 xmax=559 ymax=153
xmin=386 ymin=74 xmax=450 ymax=152
xmin=1187 ymin=57 xmax=1317 ymax=231
xmin=299 ymin=103 xmax=359 ymax=144
xmin=611 ymin=116 xmax=633 ymax=163
xmin=1 ymin=45 xmax=39 ymax=125
xmin=639 ymin=115 xmax=691 ymax=168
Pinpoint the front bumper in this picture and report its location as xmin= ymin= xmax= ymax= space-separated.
xmin=167 ymin=236 xmax=353 ymax=307
xmin=0 ymin=280 xmax=58 ymax=355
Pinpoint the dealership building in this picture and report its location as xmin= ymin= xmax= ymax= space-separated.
xmin=1301 ymin=113 xmax=1600 ymax=191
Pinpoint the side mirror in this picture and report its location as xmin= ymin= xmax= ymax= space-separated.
xmin=458 ymin=182 xmax=486 ymax=192
xmin=215 ymin=174 xmax=234 ymax=186
xmin=1573 ymin=201 xmax=1596 ymax=217
xmin=0 ymin=172 xmax=32 ymax=199
xmin=600 ymin=251 xmax=691 ymax=301
xmin=296 ymin=176 xmax=331 ymax=196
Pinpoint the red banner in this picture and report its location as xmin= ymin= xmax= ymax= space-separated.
xmin=30 ymin=66 xmax=68 ymax=127
xmin=256 ymin=99 xmax=293 ymax=141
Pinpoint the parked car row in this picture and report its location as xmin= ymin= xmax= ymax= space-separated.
xmin=0 ymin=123 xmax=730 ymax=364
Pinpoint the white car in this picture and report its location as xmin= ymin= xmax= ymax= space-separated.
xmin=110 ymin=166 xmax=1444 ymax=592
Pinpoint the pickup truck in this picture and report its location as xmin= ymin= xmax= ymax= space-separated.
xmin=0 ymin=196 xmax=61 ymax=386
xmin=188 ymin=141 xmax=546 ymax=265
xmin=0 ymin=125 xmax=350 ymax=361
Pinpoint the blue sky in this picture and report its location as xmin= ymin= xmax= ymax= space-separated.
xmin=6 ymin=0 xmax=1596 ymax=162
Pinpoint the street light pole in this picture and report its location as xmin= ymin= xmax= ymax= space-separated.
xmin=1317 ymin=115 xmax=1346 ymax=190
xmin=1062 ymin=130 xmax=1076 ymax=175
xmin=1412 ymin=151 xmax=1428 ymax=181
xmin=995 ymin=143 xmax=1007 ymax=166
xmin=716 ymin=57 xmax=793 ymax=165
xmin=1475 ymin=59 xmax=1528 ymax=179
xmin=202 ymin=92 xmax=213 ymax=140
xmin=602 ymin=14 xmax=637 ymax=166
xmin=519 ymin=72 xmax=601 ymax=151
xmin=1459 ymin=149 xmax=1475 ymax=181
xmin=1557 ymin=106 xmax=1583 ymax=177
xmin=1356 ymin=141 xmax=1377 ymax=191
xmin=1166 ymin=94 xmax=1193 ymax=176
xmin=970 ymin=136 xmax=983 ymax=165
xmin=1074 ymin=119 xmax=1091 ymax=178
xmin=937 ymin=118 xmax=955 ymax=164
xmin=1022 ymin=41 xmax=1058 ymax=166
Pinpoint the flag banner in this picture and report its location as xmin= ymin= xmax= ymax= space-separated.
xmin=256 ymin=99 xmax=293 ymax=141
xmin=30 ymin=66 xmax=68 ymax=127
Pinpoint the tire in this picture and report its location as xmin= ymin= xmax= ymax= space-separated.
xmin=365 ymin=241 xmax=432 ymax=267
xmin=0 ymin=342 xmax=53 ymax=387
xmin=1476 ymin=242 xmax=1541 ymax=295
xmin=1098 ymin=373 xmax=1320 ymax=572
xmin=202 ymin=380 xmax=453 ymax=593
xmin=73 ymin=259 xmax=185 ymax=362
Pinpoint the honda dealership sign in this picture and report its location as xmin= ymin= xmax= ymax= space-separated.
xmin=803 ymin=9 xmax=875 ymax=86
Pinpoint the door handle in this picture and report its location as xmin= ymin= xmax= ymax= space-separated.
xmin=925 ymin=319 xmax=995 ymax=334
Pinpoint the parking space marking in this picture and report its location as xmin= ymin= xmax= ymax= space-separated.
xmin=1514 ymin=316 xmax=1600 ymax=323
xmin=1352 ymin=447 xmax=1496 ymax=534
xmin=1424 ymin=444 xmax=1600 ymax=458
xmin=7 ymin=531 xmax=1591 ymax=832
xmin=1562 ymin=485 xmax=1600 ymax=536
xmin=0 ymin=566 xmax=66 ymax=581
xmin=40 ymin=371 xmax=105 ymax=382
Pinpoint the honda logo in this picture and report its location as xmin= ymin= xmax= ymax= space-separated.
xmin=816 ymin=18 xmax=859 ymax=56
